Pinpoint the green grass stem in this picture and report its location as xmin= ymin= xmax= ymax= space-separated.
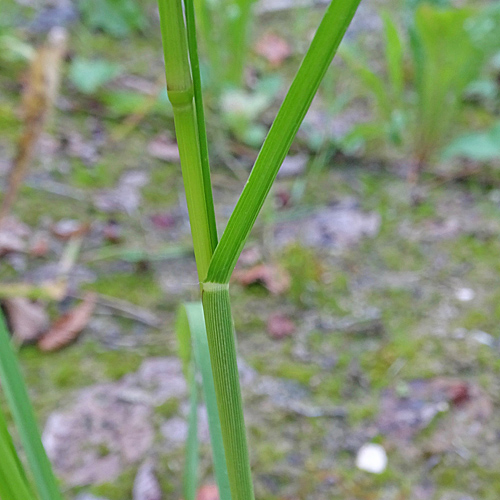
xmin=201 ymin=284 xmax=253 ymax=500
xmin=158 ymin=0 xmax=217 ymax=280
xmin=158 ymin=2 xmax=362 ymax=500
xmin=184 ymin=0 xmax=218 ymax=252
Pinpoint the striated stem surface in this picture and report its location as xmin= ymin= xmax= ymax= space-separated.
xmin=202 ymin=283 xmax=254 ymax=500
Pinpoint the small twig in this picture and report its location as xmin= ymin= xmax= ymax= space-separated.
xmin=0 ymin=281 xmax=66 ymax=301
xmin=256 ymin=0 xmax=330 ymax=14
xmin=81 ymin=244 xmax=192 ymax=263
xmin=25 ymin=177 xmax=87 ymax=202
xmin=426 ymin=166 xmax=484 ymax=189
xmin=69 ymin=291 xmax=161 ymax=328
xmin=58 ymin=236 xmax=84 ymax=278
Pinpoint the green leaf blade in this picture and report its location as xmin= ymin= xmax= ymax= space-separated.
xmin=0 ymin=313 xmax=63 ymax=500
xmin=206 ymin=0 xmax=362 ymax=285
xmin=177 ymin=302 xmax=232 ymax=500
xmin=0 ymin=408 xmax=37 ymax=500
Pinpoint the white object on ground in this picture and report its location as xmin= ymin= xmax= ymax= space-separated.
xmin=455 ymin=288 xmax=475 ymax=302
xmin=356 ymin=443 xmax=388 ymax=474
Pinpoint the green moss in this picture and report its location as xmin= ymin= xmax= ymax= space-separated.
xmin=316 ymin=375 xmax=344 ymax=401
xmin=378 ymin=239 xmax=425 ymax=271
xmin=90 ymin=468 xmax=136 ymax=499
xmin=69 ymin=159 xmax=117 ymax=189
xmin=49 ymin=362 xmax=89 ymax=389
xmin=0 ymin=101 xmax=20 ymax=137
xmin=347 ymin=402 xmax=377 ymax=424
xmin=100 ymin=350 xmax=143 ymax=380
xmin=435 ymin=463 xmax=500 ymax=499
xmin=251 ymin=357 xmax=319 ymax=386
xmin=155 ymin=398 xmax=180 ymax=419
xmin=460 ymin=307 xmax=490 ymax=331
xmin=274 ymin=362 xmax=319 ymax=385
xmin=14 ymin=187 xmax=91 ymax=226
xmin=411 ymin=199 xmax=436 ymax=221
xmin=141 ymin=165 xmax=178 ymax=207
xmin=97 ymin=443 xmax=111 ymax=457
xmin=85 ymin=270 xmax=163 ymax=309
xmin=255 ymin=441 xmax=287 ymax=468
xmin=280 ymin=244 xmax=336 ymax=309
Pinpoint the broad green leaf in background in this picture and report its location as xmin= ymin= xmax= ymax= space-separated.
xmin=79 ymin=0 xmax=146 ymax=38
xmin=442 ymin=122 xmax=500 ymax=161
xmin=411 ymin=5 xmax=483 ymax=161
xmin=69 ymin=57 xmax=122 ymax=94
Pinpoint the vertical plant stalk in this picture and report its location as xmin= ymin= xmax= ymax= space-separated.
xmin=158 ymin=1 xmax=361 ymax=500
xmin=158 ymin=0 xmax=217 ymax=280
xmin=202 ymin=283 xmax=253 ymax=500
xmin=183 ymin=0 xmax=218 ymax=250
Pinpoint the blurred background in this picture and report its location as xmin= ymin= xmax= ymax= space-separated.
xmin=1 ymin=0 xmax=500 ymax=498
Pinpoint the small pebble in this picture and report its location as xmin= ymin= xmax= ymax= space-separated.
xmin=356 ymin=443 xmax=387 ymax=474
xmin=455 ymin=288 xmax=475 ymax=302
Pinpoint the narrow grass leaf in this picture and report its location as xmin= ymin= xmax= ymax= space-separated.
xmin=382 ymin=12 xmax=404 ymax=104
xmin=177 ymin=303 xmax=231 ymax=500
xmin=185 ymin=302 xmax=232 ymax=500
xmin=184 ymin=374 xmax=199 ymax=500
xmin=206 ymin=0 xmax=362 ymax=284
xmin=340 ymin=47 xmax=391 ymax=119
xmin=183 ymin=0 xmax=218 ymax=254
xmin=0 ymin=312 xmax=63 ymax=500
xmin=0 ymin=408 xmax=37 ymax=500
xmin=176 ymin=306 xmax=199 ymax=500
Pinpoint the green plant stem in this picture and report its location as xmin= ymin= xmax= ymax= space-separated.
xmin=158 ymin=0 xmax=217 ymax=280
xmin=202 ymin=283 xmax=253 ymax=500
xmin=184 ymin=0 xmax=218 ymax=252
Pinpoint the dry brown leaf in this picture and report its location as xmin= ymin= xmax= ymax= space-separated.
xmin=29 ymin=231 xmax=50 ymax=257
xmin=38 ymin=292 xmax=96 ymax=351
xmin=147 ymin=134 xmax=180 ymax=163
xmin=196 ymin=484 xmax=219 ymax=500
xmin=2 ymin=297 xmax=49 ymax=343
xmin=254 ymin=32 xmax=291 ymax=67
xmin=267 ymin=312 xmax=296 ymax=340
xmin=51 ymin=219 xmax=90 ymax=241
xmin=233 ymin=264 xmax=290 ymax=295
